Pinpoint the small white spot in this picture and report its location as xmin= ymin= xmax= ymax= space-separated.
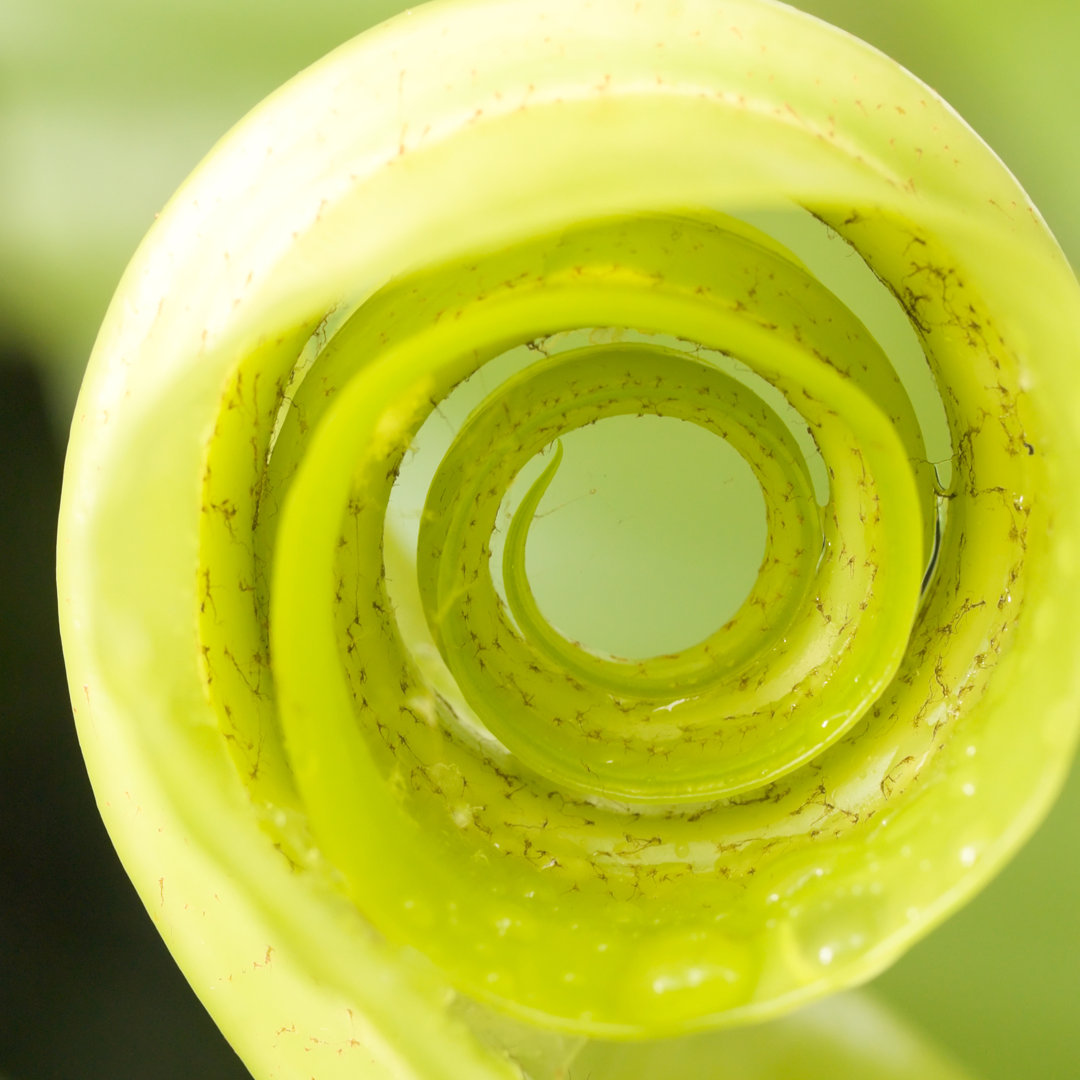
xmin=818 ymin=946 xmax=834 ymax=966
xmin=653 ymin=697 xmax=689 ymax=714
xmin=406 ymin=692 xmax=439 ymax=727
xmin=960 ymin=845 xmax=977 ymax=867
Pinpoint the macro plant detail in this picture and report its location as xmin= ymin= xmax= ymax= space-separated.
xmin=56 ymin=0 xmax=1080 ymax=1077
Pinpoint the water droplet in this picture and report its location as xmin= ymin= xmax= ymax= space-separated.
xmin=620 ymin=928 xmax=757 ymax=1025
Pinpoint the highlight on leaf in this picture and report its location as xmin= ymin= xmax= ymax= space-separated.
xmin=57 ymin=0 xmax=1080 ymax=1076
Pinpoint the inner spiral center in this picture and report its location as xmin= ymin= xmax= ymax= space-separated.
xmin=497 ymin=415 xmax=767 ymax=661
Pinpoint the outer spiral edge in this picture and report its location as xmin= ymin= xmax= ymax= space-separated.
xmin=57 ymin=0 xmax=1080 ymax=1076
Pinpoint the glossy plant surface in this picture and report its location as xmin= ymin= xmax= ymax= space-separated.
xmin=57 ymin=0 xmax=1080 ymax=1077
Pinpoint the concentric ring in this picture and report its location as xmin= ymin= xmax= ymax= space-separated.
xmin=59 ymin=0 xmax=1080 ymax=1071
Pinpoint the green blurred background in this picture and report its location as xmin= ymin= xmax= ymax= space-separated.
xmin=0 ymin=1 xmax=1076 ymax=1077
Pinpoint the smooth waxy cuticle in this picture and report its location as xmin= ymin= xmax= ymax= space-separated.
xmin=58 ymin=0 xmax=1080 ymax=1074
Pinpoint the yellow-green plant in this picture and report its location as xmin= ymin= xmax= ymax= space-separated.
xmin=57 ymin=0 xmax=1080 ymax=1076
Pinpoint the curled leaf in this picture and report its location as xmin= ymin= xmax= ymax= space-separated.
xmin=58 ymin=0 xmax=1080 ymax=1076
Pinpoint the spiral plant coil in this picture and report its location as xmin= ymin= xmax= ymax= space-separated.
xmin=58 ymin=0 xmax=1080 ymax=1077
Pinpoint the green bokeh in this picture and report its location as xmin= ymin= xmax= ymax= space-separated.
xmin=2 ymin=2 xmax=1076 ymax=1078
